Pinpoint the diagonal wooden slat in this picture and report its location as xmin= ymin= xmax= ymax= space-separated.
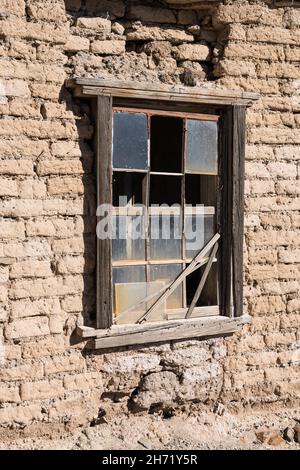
xmin=185 ymin=242 xmax=219 ymax=319
xmin=114 ymin=256 xmax=211 ymax=324
xmin=136 ymin=233 xmax=220 ymax=324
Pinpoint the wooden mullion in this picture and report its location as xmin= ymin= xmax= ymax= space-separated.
xmin=96 ymin=95 xmax=113 ymax=329
xmin=232 ymin=105 xmax=246 ymax=317
xmin=182 ymin=118 xmax=187 ymax=308
xmin=145 ymin=114 xmax=151 ymax=295
xmin=113 ymin=168 xmax=147 ymax=173
xmin=113 ymin=106 xmax=219 ymax=121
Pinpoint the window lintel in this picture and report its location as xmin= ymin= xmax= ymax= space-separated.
xmin=66 ymin=78 xmax=259 ymax=107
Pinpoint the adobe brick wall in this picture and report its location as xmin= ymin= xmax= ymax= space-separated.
xmin=0 ymin=0 xmax=299 ymax=432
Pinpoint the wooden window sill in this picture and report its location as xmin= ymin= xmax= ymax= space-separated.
xmin=76 ymin=314 xmax=251 ymax=350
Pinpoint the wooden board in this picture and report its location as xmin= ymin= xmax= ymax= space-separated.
xmin=87 ymin=315 xmax=251 ymax=349
xmin=66 ymin=78 xmax=259 ymax=106
xmin=218 ymin=108 xmax=233 ymax=318
xmin=232 ymin=105 xmax=246 ymax=317
xmin=96 ymin=95 xmax=113 ymax=329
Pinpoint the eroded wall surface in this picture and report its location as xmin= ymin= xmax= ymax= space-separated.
xmin=0 ymin=0 xmax=299 ymax=431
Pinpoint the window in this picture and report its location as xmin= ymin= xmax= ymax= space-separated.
xmin=67 ymin=79 xmax=259 ymax=348
xmin=110 ymin=109 xmax=219 ymax=325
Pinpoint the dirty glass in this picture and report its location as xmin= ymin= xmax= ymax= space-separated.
xmin=149 ymin=264 xmax=183 ymax=310
xmin=113 ymin=112 xmax=148 ymax=170
xmin=185 ymin=214 xmax=215 ymax=259
xmin=113 ymin=265 xmax=146 ymax=316
xmin=149 ymin=214 xmax=181 ymax=260
xmin=112 ymin=214 xmax=145 ymax=262
xmin=186 ymin=120 xmax=218 ymax=175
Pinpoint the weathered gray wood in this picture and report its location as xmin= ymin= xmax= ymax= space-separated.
xmin=77 ymin=325 xmax=98 ymax=338
xmin=136 ymin=233 xmax=220 ymax=324
xmin=186 ymin=242 xmax=219 ymax=319
xmin=114 ymin=98 xmax=218 ymax=117
xmin=89 ymin=315 xmax=251 ymax=349
xmin=232 ymin=105 xmax=246 ymax=317
xmin=218 ymin=108 xmax=233 ymax=318
xmin=113 ymin=106 xmax=219 ymax=121
xmin=96 ymin=95 xmax=113 ymax=329
xmin=66 ymin=78 xmax=259 ymax=106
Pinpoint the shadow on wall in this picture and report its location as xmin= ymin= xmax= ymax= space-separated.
xmin=58 ymin=1 xmax=130 ymax=345
xmin=58 ymin=84 xmax=97 ymax=341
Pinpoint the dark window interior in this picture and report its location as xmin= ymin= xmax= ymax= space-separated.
xmin=186 ymin=263 xmax=218 ymax=307
xmin=150 ymin=116 xmax=183 ymax=173
xmin=113 ymin=171 xmax=145 ymax=206
xmin=185 ymin=174 xmax=217 ymax=206
xmin=150 ymin=175 xmax=181 ymax=205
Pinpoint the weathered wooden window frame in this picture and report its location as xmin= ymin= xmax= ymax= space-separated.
xmin=66 ymin=78 xmax=259 ymax=349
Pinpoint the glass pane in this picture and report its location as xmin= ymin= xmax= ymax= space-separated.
xmin=113 ymin=266 xmax=166 ymax=323
xmin=186 ymin=120 xmax=218 ymax=175
xmin=185 ymin=213 xmax=215 ymax=259
xmin=113 ymin=265 xmax=146 ymax=316
xmin=150 ymin=214 xmax=181 ymax=260
xmin=112 ymin=214 xmax=145 ymax=261
xmin=150 ymin=264 xmax=183 ymax=310
xmin=113 ymin=112 xmax=148 ymax=170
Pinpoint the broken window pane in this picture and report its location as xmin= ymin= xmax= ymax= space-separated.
xmin=113 ymin=112 xmax=148 ymax=170
xmin=150 ymin=115 xmax=183 ymax=173
xmin=186 ymin=120 xmax=218 ymax=175
xmin=150 ymin=175 xmax=181 ymax=205
xmin=113 ymin=171 xmax=145 ymax=206
xmin=150 ymin=263 xmax=183 ymax=310
xmin=150 ymin=214 xmax=181 ymax=260
xmin=185 ymin=213 xmax=215 ymax=259
xmin=186 ymin=262 xmax=218 ymax=307
xmin=112 ymin=214 xmax=145 ymax=262
xmin=185 ymin=174 xmax=217 ymax=206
